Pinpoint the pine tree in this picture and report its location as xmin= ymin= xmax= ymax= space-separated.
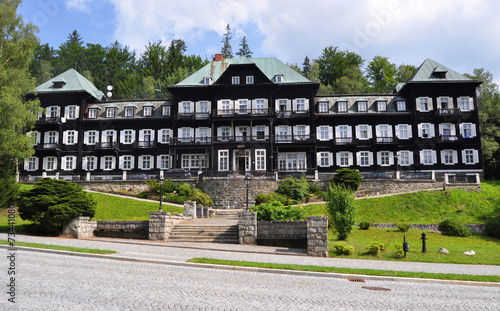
xmin=220 ymin=24 xmax=233 ymax=59
xmin=302 ymin=56 xmax=311 ymax=76
xmin=236 ymin=35 xmax=252 ymax=57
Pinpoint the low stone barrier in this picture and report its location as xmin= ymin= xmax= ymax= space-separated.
xmin=368 ymin=223 xmax=485 ymax=233
xmin=257 ymin=221 xmax=307 ymax=248
xmin=95 ymin=221 xmax=149 ymax=239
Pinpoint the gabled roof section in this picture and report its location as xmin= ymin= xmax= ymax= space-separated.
xmin=173 ymin=57 xmax=314 ymax=87
xmin=406 ymin=59 xmax=472 ymax=83
xmin=35 ymin=69 xmax=105 ymax=100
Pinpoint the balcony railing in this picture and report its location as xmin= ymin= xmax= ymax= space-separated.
xmin=334 ymin=137 xmax=355 ymax=145
xmin=176 ymin=112 xmax=211 ymax=120
xmin=135 ymin=141 xmax=157 ymax=148
xmin=436 ymin=108 xmax=461 ymax=116
xmin=439 ymin=135 xmax=461 ymax=142
xmin=275 ymin=134 xmax=314 ymax=143
xmin=37 ymin=117 xmax=61 ymax=124
xmin=35 ymin=143 xmax=61 ymax=150
xmin=376 ymin=137 xmax=398 ymax=144
xmin=95 ymin=142 xmax=119 ymax=150
xmin=215 ymin=108 xmax=271 ymax=117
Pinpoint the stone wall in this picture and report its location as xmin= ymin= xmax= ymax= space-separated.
xmin=148 ymin=212 xmax=185 ymax=241
xmin=369 ymin=223 xmax=485 ymax=233
xmin=307 ymin=216 xmax=329 ymax=257
xmin=239 ymin=211 xmax=257 ymax=244
xmin=356 ymin=180 xmax=442 ymax=197
xmin=197 ymin=179 xmax=278 ymax=209
xmin=257 ymin=221 xmax=307 ymax=248
xmin=62 ymin=217 xmax=97 ymax=238
xmin=77 ymin=180 xmax=151 ymax=196
xmin=94 ymin=221 xmax=149 ymax=239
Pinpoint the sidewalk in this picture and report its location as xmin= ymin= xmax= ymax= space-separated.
xmin=2 ymin=233 xmax=499 ymax=278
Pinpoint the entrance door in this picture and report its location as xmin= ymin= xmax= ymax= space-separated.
xmin=238 ymin=157 xmax=246 ymax=172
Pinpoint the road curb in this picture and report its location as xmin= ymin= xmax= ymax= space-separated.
xmin=3 ymin=245 xmax=499 ymax=288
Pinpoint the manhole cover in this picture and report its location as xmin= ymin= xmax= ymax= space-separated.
xmin=347 ymin=278 xmax=366 ymax=283
xmin=362 ymin=286 xmax=391 ymax=291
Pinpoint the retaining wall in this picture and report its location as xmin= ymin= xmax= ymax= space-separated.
xmin=369 ymin=223 xmax=485 ymax=233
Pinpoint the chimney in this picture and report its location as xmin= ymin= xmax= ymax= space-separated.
xmin=214 ymin=54 xmax=223 ymax=61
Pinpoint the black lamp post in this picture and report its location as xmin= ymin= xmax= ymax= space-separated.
xmin=245 ymin=174 xmax=251 ymax=211
xmin=159 ymin=172 xmax=164 ymax=212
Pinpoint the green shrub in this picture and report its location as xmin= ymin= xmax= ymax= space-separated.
xmin=17 ymin=179 xmax=96 ymax=235
xmin=438 ymin=218 xmax=471 ymax=237
xmin=326 ymin=183 xmax=356 ymax=240
xmin=250 ymin=201 xmax=305 ymax=221
xmin=308 ymin=183 xmax=321 ymax=194
xmin=359 ymin=221 xmax=372 ymax=230
xmin=177 ymin=183 xmax=193 ymax=197
xmin=145 ymin=180 xmax=159 ymax=195
xmin=365 ymin=241 xmax=385 ymax=255
xmin=276 ymin=177 xmax=309 ymax=201
xmin=163 ymin=179 xmax=179 ymax=193
xmin=332 ymin=168 xmax=362 ymax=191
xmin=314 ymin=191 xmax=326 ymax=200
xmin=167 ymin=195 xmax=188 ymax=205
xmin=137 ymin=192 xmax=149 ymax=199
xmin=395 ymin=223 xmax=412 ymax=232
xmin=255 ymin=192 xmax=294 ymax=205
xmin=485 ymin=215 xmax=500 ymax=238
xmin=332 ymin=242 xmax=354 ymax=256
xmin=189 ymin=188 xmax=213 ymax=207
xmin=394 ymin=243 xmax=404 ymax=258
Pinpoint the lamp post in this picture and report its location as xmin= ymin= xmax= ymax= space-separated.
xmin=245 ymin=174 xmax=251 ymax=211
xmin=159 ymin=171 xmax=164 ymax=212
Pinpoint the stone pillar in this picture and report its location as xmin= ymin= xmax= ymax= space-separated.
xmin=431 ymin=171 xmax=436 ymax=181
xmin=476 ymin=173 xmax=480 ymax=184
xmin=239 ymin=211 xmax=257 ymax=244
xmin=314 ymin=170 xmax=319 ymax=181
xmin=55 ymin=172 xmax=59 ymax=180
xmin=183 ymin=201 xmax=197 ymax=218
xmin=396 ymin=170 xmax=400 ymax=180
xmin=123 ymin=171 xmax=127 ymax=180
xmin=444 ymin=173 xmax=449 ymax=184
xmin=62 ymin=216 xmax=97 ymax=239
xmin=307 ymin=216 xmax=328 ymax=257
xmin=86 ymin=172 xmax=91 ymax=181
xmin=149 ymin=212 xmax=171 ymax=240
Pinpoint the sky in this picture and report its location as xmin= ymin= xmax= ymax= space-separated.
xmin=18 ymin=0 xmax=500 ymax=85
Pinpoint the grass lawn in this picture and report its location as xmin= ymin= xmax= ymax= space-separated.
xmin=0 ymin=240 xmax=115 ymax=254
xmin=329 ymin=227 xmax=500 ymax=265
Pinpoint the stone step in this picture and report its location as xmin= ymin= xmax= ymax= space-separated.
xmin=169 ymin=223 xmax=239 ymax=244
xmin=168 ymin=236 xmax=239 ymax=243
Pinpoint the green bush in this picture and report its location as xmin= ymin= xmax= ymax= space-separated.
xmin=177 ymin=183 xmax=193 ymax=197
xmin=395 ymin=223 xmax=412 ymax=232
xmin=332 ymin=168 xmax=362 ymax=191
xmin=17 ymin=179 xmax=96 ymax=235
xmin=314 ymin=191 xmax=326 ymax=200
xmin=326 ymin=183 xmax=356 ymax=240
xmin=485 ymin=215 xmax=500 ymax=238
xmin=438 ymin=218 xmax=471 ymax=237
xmin=167 ymin=195 xmax=188 ymax=205
xmin=255 ymin=192 xmax=294 ymax=205
xmin=163 ymin=179 xmax=179 ymax=193
xmin=145 ymin=180 xmax=159 ymax=195
xmin=365 ymin=241 xmax=385 ymax=255
xmin=359 ymin=221 xmax=372 ymax=230
xmin=276 ymin=177 xmax=309 ymax=201
xmin=137 ymin=192 xmax=149 ymax=199
xmin=250 ymin=201 xmax=305 ymax=221
xmin=189 ymin=188 xmax=213 ymax=207
xmin=332 ymin=242 xmax=354 ymax=256
xmin=394 ymin=243 xmax=404 ymax=258
xmin=308 ymin=183 xmax=321 ymax=194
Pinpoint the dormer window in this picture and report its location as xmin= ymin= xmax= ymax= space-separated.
xmin=106 ymin=108 xmax=115 ymax=118
xmin=232 ymin=76 xmax=240 ymax=84
xmin=377 ymin=101 xmax=387 ymax=112
xmin=246 ymin=76 xmax=254 ymax=84
xmin=397 ymin=101 xmax=406 ymax=111
xmin=357 ymin=101 xmax=367 ymax=112
xmin=203 ymin=77 xmax=212 ymax=85
xmin=433 ymin=66 xmax=447 ymax=79
xmin=162 ymin=105 xmax=171 ymax=116
xmin=52 ymin=78 xmax=67 ymax=89
xmin=124 ymin=107 xmax=133 ymax=117
xmin=275 ymin=75 xmax=284 ymax=83
xmin=143 ymin=106 xmax=152 ymax=117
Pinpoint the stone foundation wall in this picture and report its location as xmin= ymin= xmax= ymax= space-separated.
xmin=258 ymin=221 xmax=307 ymax=240
xmin=77 ymin=180 xmax=151 ymax=196
xmin=198 ymin=179 xmax=278 ymax=209
xmin=94 ymin=221 xmax=149 ymax=239
xmin=356 ymin=180 xmax=442 ymax=197
xmin=369 ymin=223 xmax=485 ymax=233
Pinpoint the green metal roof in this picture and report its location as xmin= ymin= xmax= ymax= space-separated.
xmin=35 ymin=69 xmax=105 ymax=100
xmin=406 ymin=59 xmax=473 ymax=83
xmin=173 ymin=57 xmax=314 ymax=87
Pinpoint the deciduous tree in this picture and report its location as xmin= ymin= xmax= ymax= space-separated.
xmin=366 ymin=55 xmax=397 ymax=93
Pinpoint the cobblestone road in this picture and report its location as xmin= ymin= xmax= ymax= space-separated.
xmin=3 ymin=251 xmax=499 ymax=311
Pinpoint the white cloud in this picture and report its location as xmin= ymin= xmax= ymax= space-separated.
xmin=66 ymin=0 xmax=95 ymax=12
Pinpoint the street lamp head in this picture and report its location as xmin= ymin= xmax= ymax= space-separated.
xmin=245 ymin=174 xmax=251 ymax=185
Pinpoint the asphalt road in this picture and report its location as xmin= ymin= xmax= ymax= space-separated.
xmin=3 ymin=251 xmax=499 ymax=311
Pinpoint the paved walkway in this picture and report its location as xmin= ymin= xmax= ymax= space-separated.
xmin=2 ymin=233 xmax=499 ymax=278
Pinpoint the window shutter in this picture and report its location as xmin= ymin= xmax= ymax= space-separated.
xmin=409 ymin=151 xmax=414 ymax=165
xmin=367 ymin=126 xmax=373 ymax=139
xmin=448 ymin=97 xmax=454 ymax=109
xmin=42 ymin=157 xmax=47 ymax=170
xmin=328 ymin=152 xmax=333 ymax=166
xmin=377 ymin=152 xmax=381 ymax=165
xmin=264 ymin=99 xmax=269 ymax=109
xmin=64 ymin=106 xmax=69 ymax=118
xmin=356 ymin=152 xmax=361 ymax=165
xmin=316 ymin=126 xmax=320 ymax=140
xmin=139 ymin=130 xmax=144 ymax=142
xmin=431 ymin=150 xmax=437 ymax=164
xmin=415 ymin=98 xmax=421 ymax=112
xmin=75 ymin=106 xmax=80 ymax=118
xmin=469 ymin=97 xmax=474 ymax=110
xmin=56 ymin=106 xmax=61 ymax=117
xmin=395 ymin=126 xmax=399 ymax=138
xmin=23 ymin=159 xmax=29 ymax=171
xmin=440 ymin=150 xmax=445 ymax=164
xmin=355 ymin=126 xmax=360 ymax=139
xmin=292 ymin=99 xmax=297 ymax=111
xmin=61 ymin=157 xmax=67 ymax=170
xmin=84 ymin=131 xmax=89 ymax=145
xmin=328 ymin=126 xmax=333 ymax=140
xmin=450 ymin=125 xmax=456 ymax=136
xmin=336 ymin=153 xmax=341 ymax=165
xmin=428 ymin=97 xmax=433 ymax=110
xmin=419 ymin=150 xmax=424 ymax=164
xmin=335 ymin=126 xmax=340 ymax=138
xmin=471 ymin=124 xmax=477 ymax=137
xmin=82 ymin=157 xmax=88 ymax=170
xmin=473 ymin=150 xmax=479 ymax=164
xmin=100 ymin=157 xmax=105 ymax=170
xmin=368 ymin=152 xmax=374 ymax=166
xmin=389 ymin=152 xmax=395 ymax=165
xmin=304 ymin=99 xmax=309 ymax=111
xmin=62 ymin=131 xmax=67 ymax=144
xmin=316 ymin=153 xmax=321 ymax=167
xmin=119 ymin=156 xmax=124 ymax=170
xmin=407 ymin=125 xmax=412 ymax=138
xmin=348 ymin=152 xmax=353 ymax=166
xmin=453 ymin=150 xmax=458 ymax=164
xmin=438 ymin=124 xmax=443 ymax=136
xmin=375 ymin=125 xmax=380 ymax=137
xmin=430 ymin=124 xmax=435 ymax=138
xmin=417 ymin=124 xmax=422 ymax=137
xmin=138 ymin=156 xmax=143 ymax=169
xmin=73 ymin=131 xmax=78 ymax=144
xmin=287 ymin=99 xmax=292 ymax=111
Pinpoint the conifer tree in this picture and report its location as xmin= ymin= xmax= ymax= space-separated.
xmin=220 ymin=24 xmax=233 ymax=59
xmin=236 ymin=35 xmax=252 ymax=57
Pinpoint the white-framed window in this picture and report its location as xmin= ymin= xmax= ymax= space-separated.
xmin=276 ymin=125 xmax=291 ymax=142
xmin=246 ymin=76 xmax=254 ymax=84
xmin=255 ymin=126 xmax=267 ymax=140
xmin=418 ymin=123 xmax=434 ymax=138
xmin=232 ymin=76 xmax=240 ymax=84
xmin=63 ymin=130 xmax=77 ymax=145
xmin=459 ymin=97 xmax=472 ymax=111
xmin=102 ymin=130 xmax=116 ymax=143
xmin=294 ymin=125 xmax=307 ymax=140
xmin=295 ymin=98 xmax=306 ymax=112
xmin=277 ymin=99 xmax=288 ymax=113
xmin=378 ymin=151 xmax=392 ymax=166
xmin=83 ymin=156 xmax=96 ymax=171
xmin=44 ymin=156 xmax=57 ymax=171
xmin=397 ymin=101 xmax=406 ymax=111
xmin=319 ymin=126 xmax=329 ymax=140
xmin=255 ymin=99 xmax=266 ymax=114
xmin=143 ymin=106 xmax=153 ymax=117
xmin=106 ymin=108 xmax=115 ymax=118
xmin=218 ymin=150 xmax=229 ymax=171
xmin=462 ymin=149 xmax=479 ymax=165
xmin=45 ymin=131 xmax=59 ymax=144
xmin=199 ymin=101 xmax=209 ymax=114
xmin=238 ymin=99 xmax=249 ymax=114
xmin=417 ymin=97 xmax=432 ymax=112
xmin=162 ymin=105 xmax=171 ymax=116
xmin=158 ymin=129 xmax=171 ymax=144
xmin=441 ymin=149 xmax=458 ymax=165
xmin=396 ymin=124 xmax=412 ymax=139
xmin=179 ymin=127 xmax=193 ymax=143
xmin=84 ymin=131 xmax=98 ymax=145
xmin=439 ymin=123 xmax=457 ymax=139
xmin=102 ymin=156 xmax=115 ymax=171
xmin=66 ymin=106 xmax=78 ymax=119
xmin=460 ymin=123 xmax=476 ymax=138
xmin=318 ymin=101 xmax=328 ymax=113
xmin=180 ymin=154 xmax=207 ymax=169
xmin=275 ymin=75 xmax=283 ymax=83
xmin=196 ymin=128 xmax=210 ymax=143
xmin=25 ymin=157 xmax=38 ymax=171
xmin=438 ymin=97 xmax=451 ymax=109
xmin=203 ymin=77 xmax=212 ymax=85
xmin=88 ymin=109 xmax=97 ymax=119
xmin=157 ymin=155 xmax=171 ymax=170
xmin=221 ymin=100 xmax=231 ymax=114
xmin=357 ymin=151 xmax=373 ymax=167
xmin=219 ymin=127 xmax=231 ymax=141
xmin=356 ymin=125 xmax=372 ymax=140
xmin=182 ymin=102 xmax=191 ymax=114
xmin=420 ymin=150 xmax=437 ymax=165
xmin=139 ymin=155 xmax=152 ymax=170
xmin=47 ymin=106 xmax=59 ymax=118
xmin=397 ymin=150 xmax=413 ymax=166
xmin=255 ymin=149 xmax=266 ymax=170
xmin=357 ymin=101 xmax=367 ymax=112
xmin=377 ymin=101 xmax=387 ymax=112
xmin=121 ymin=129 xmax=135 ymax=144
xmin=318 ymin=152 xmax=333 ymax=167
xmin=337 ymin=101 xmax=347 ymax=113
xmin=62 ymin=156 xmax=76 ymax=171
xmin=376 ymin=124 xmax=392 ymax=142
xmin=336 ymin=125 xmax=352 ymax=143
xmin=278 ymin=152 xmax=306 ymax=170
xmin=120 ymin=155 xmax=134 ymax=170
xmin=125 ymin=107 xmax=134 ymax=117
xmin=337 ymin=152 xmax=352 ymax=167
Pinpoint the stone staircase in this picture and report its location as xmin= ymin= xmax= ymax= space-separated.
xmin=168 ymin=210 xmax=243 ymax=243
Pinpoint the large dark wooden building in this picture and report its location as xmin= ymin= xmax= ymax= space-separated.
xmin=21 ymin=57 xmax=483 ymax=181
